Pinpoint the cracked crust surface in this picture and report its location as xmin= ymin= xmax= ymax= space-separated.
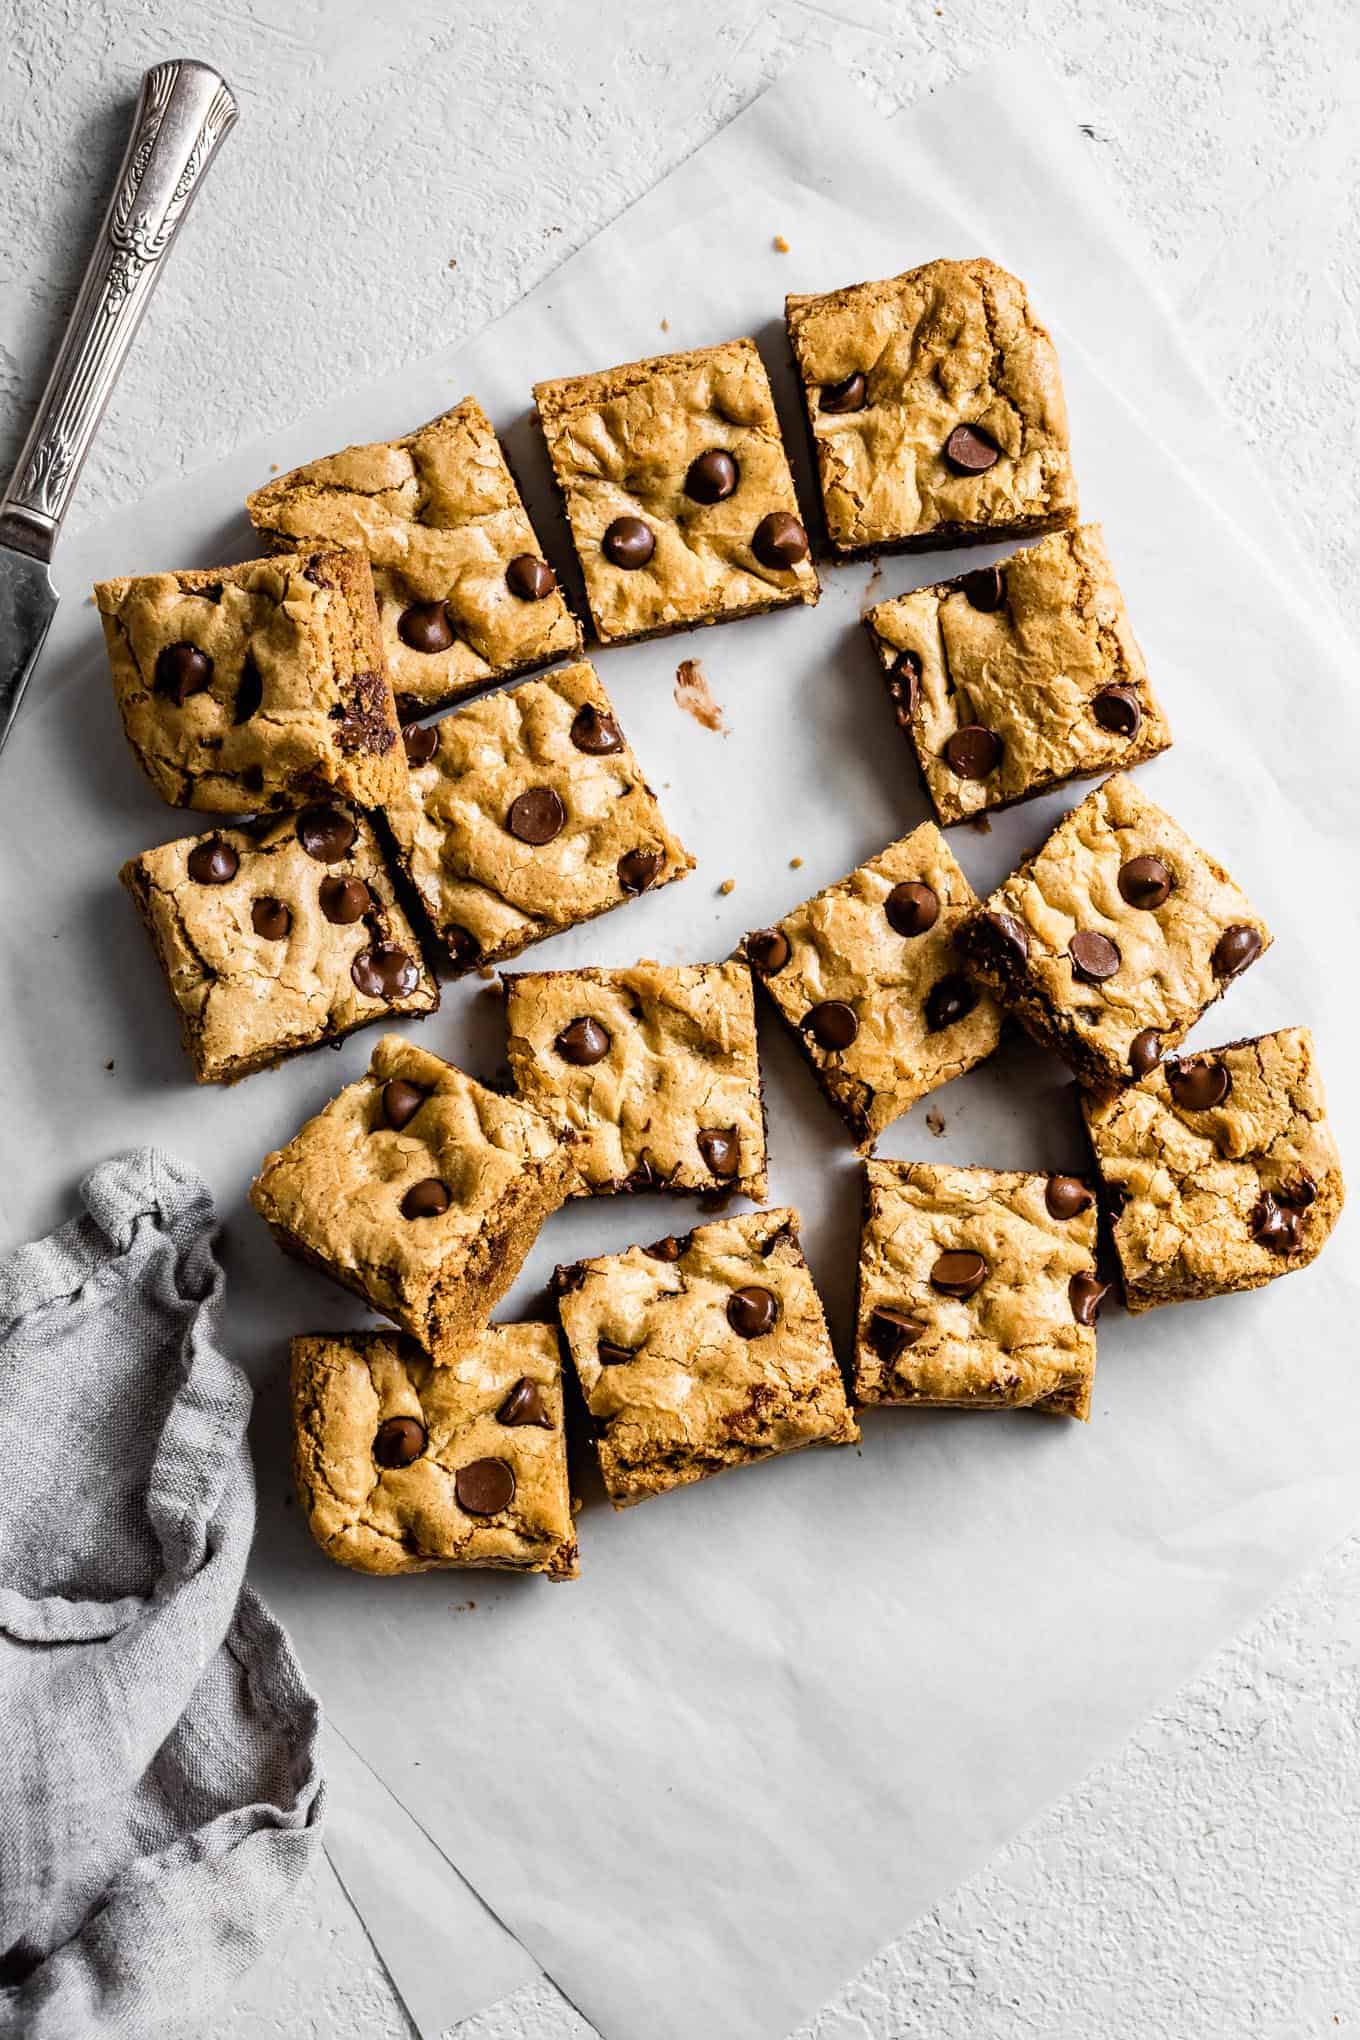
xmin=120 ymin=807 xmax=437 ymax=1083
xmin=503 ymin=960 xmax=767 ymax=1198
xmin=786 ymin=257 xmax=1078 ymax=555
xmin=738 ymin=823 xmax=1002 ymax=1144
xmin=853 ymin=1159 xmax=1099 ymax=1415
xmin=95 ymin=550 xmax=407 ymax=813
xmin=554 ymin=1206 xmax=858 ymax=1507
xmin=865 ymin=524 xmax=1172 ymax=823
xmin=958 ymin=774 xmax=1272 ymax=1089
xmin=1082 ymin=1026 xmax=1344 ymax=1311
xmin=291 ymin=1325 xmax=577 ymax=1578
xmin=385 ymin=661 xmax=693 ymax=973
xmin=251 ymin=1034 xmax=578 ymax=1356
xmin=533 ymin=338 xmax=819 ymax=644
xmin=246 ymin=397 xmax=582 ymax=716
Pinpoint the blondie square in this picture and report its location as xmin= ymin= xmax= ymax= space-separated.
xmin=95 ymin=550 xmax=405 ymax=813
xmin=533 ymin=338 xmax=819 ymax=646
xmin=385 ymin=660 xmax=693 ymax=974
xmin=503 ymin=960 xmax=767 ymax=1198
xmin=958 ymin=774 xmax=1272 ymax=1090
xmin=247 ymin=397 xmax=582 ymax=718
xmin=120 ymin=804 xmax=437 ymax=1083
xmin=291 ymin=1324 xmax=577 ymax=1578
xmin=865 ymin=524 xmax=1171 ymax=824
xmin=553 ymin=1207 xmax=858 ymax=1507
xmin=1082 ymin=1026 xmax=1344 ymax=1312
xmin=251 ymin=1035 xmax=578 ymax=1356
xmin=738 ymin=822 xmax=1002 ymax=1145
xmin=853 ymin=1159 xmax=1104 ymax=1416
xmin=786 ymin=257 xmax=1078 ymax=556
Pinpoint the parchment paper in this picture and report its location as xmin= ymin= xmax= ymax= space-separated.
xmin=2 ymin=57 xmax=1356 ymax=2040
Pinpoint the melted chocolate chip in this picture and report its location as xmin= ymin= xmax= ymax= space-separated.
xmin=297 ymin=805 xmax=357 ymax=862
xmin=1167 ymin=1059 xmax=1231 ymax=1111
xmin=1046 ymin=1175 xmax=1095 ymax=1221
xmin=251 ymin=896 xmax=291 ymax=940
xmin=382 ymin=1078 xmax=427 ymax=1130
xmin=597 ymin=1340 xmax=636 ymax=1367
xmin=352 ymin=944 xmax=420 ymax=999
xmin=697 ymin=1127 xmax=740 ymax=1178
xmin=570 ymin=702 xmax=623 ymax=754
xmin=931 ymin=1249 xmax=987 ymax=1297
xmin=373 ymin=1416 xmax=426 ymax=1468
xmin=617 ymin=847 xmax=664 ymax=894
xmin=187 ymin=836 xmax=238 ymax=885
xmin=498 ymin=1378 xmax=552 ymax=1428
xmin=1280 ymin=1173 xmax=1317 ymax=1209
xmin=1092 ymin=685 xmax=1143 ymax=737
xmin=401 ymin=1177 xmax=451 ymax=1219
xmin=868 ymin=1306 xmax=927 ymax=1362
xmin=1118 ymin=855 xmax=1173 ymax=909
xmin=819 ymin=371 xmax=867 ymax=413
xmin=320 ymin=875 xmax=372 ymax=925
xmin=233 ymin=651 xmax=263 ymax=724
xmin=443 ymin=924 xmax=481 ymax=971
xmin=684 ymin=449 xmax=739 ymax=503
xmin=403 ymin=722 xmax=439 ymax=765
xmin=398 ymin=600 xmax=456 ymax=654
xmin=455 ymin=1458 xmax=516 ymax=1514
xmin=1251 ymin=1194 xmax=1299 ymax=1255
xmin=960 ymin=564 xmax=1004 ymax=612
xmin=505 ymin=553 xmax=556 ymax=601
xmin=889 ymin=651 xmax=922 ymax=720
xmin=602 ymin=516 xmax=655 ymax=569
xmin=944 ymin=725 xmax=1002 ymax=779
xmin=506 ymin=786 xmax=566 ymax=845
xmin=924 ymin=974 xmax=979 ymax=1031
xmin=1069 ymin=1272 xmax=1111 ymax=1325
xmin=746 ymin=927 xmax=791 ymax=974
xmin=1068 ymin=930 xmax=1121 ymax=982
xmin=885 ymin=881 xmax=939 ymax=937
xmin=727 ymin=1285 xmax=778 ymax=1338
xmin=751 ymin=511 xmax=809 ymax=570
xmin=155 ymin=640 xmax=212 ymax=704
xmin=805 ymin=1000 xmax=859 ymax=1050
xmin=1129 ymin=1029 xmax=1162 ymax=1078
xmin=555 ymin=1016 xmax=611 ymax=1065
xmin=1212 ymin=925 xmax=1262 ymax=978
xmin=646 ymin=1234 xmax=690 ymax=1261
xmin=942 ymin=423 xmax=1000 ymax=473
xmin=981 ymin=910 xmax=1029 ymax=966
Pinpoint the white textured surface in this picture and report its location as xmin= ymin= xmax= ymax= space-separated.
xmin=6 ymin=2 xmax=1360 ymax=2035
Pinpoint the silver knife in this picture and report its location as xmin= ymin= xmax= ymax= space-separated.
xmin=0 ymin=59 xmax=237 ymax=756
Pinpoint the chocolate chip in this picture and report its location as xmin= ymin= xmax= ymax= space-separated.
xmin=570 ymin=702 xmax=623 ymax=755
xmin=555 ymin=1016 xmax=611 ymax=1065
xmin=981 ymin=910 xmax=1029 ymax=965
xmin=1212 ymin=925 xmax=1261 ymax=978
xmin=506 ymin=786 xmax=566 ymax=845
xmin=444 ymin=925 xmax=481 ymax=970
xmin=805 ymin=1000 xmax=859 ymax=1050
xmin=942 ymin=423 xmax=1000 ymax=473
xmin=697 ymin=1127 xmax=740 ymax=1178
xmin=943 ymin=724 xmax=1002 ymax=780
xmin=1118 ymin=855 xmax=1173 ymax=909
xmin=1251 ymin=1194 xmax=1299 ymax=1255
xmin=499 ymin=1378 xmax=552 ymax=1428
xmin=1167 ymin=1059 xmax=1231 ymax=1111
xmin=960 ymin=565 xmax=1004 ymax=612
xmin=187 ymin=836 xmax=238 ymax=885
xmin=398 ymin=600 xmax=456 ymax=653
xmin=155 ymin=640 xmax=212 ymax=704
xmin=602 ymin=516 xmax=655 ymax=569
xmin=297 ymin=805 xmax=357 ymax=863
xmin=726 ymin=1285 xmax=778 ymax=1338
xmin=819 ymin=371 xmax=867 ymax=413
xmin=1129 ymin=1029 xmax=1162 ymax=1078
xmin=352 ymin=944 xmax=420 ymax=1000
xmin=1092 ymin=685 xmax=1143 ymax=737
xmin=647 ymin=1234 xmax=689 ymax=1264
xmin=403 ymin=722 xmax=439 ymax=765
xmin=373 ymin=1416 xmax=426 ymax=1468
xmin=924 ymin=974 xmax=978 ymax=1031
xmin=1280 ymin=1172 xmax=1317 ymax=1209
xmin=617 ymin=1160 xmax=657 ymax=1194
xmin=684 ymin=449 xmax=739 ymax=503
xmin=885 ymin=881 xmax=939 ymax=937
xmin=251 ymin=896 xmax=291 ymax=940
xmin=320 ymin=875 xmax=372 ymax=925
xmin=401 ymin=1177 xmax=451 ymax=1219
xmin=1069 ymin=1272 xmax=1110 ymax=1325
xmin=868 ymin=1306 xmax=926 ymax=1362
xmin=382 ymin=1078 xmax=427 ymax=1130
xmin=233 ymin=651 xmax=263 ymax=724
xmin=455 ymin=1457 xmax=516 ymax=1514
xmin=746 ymin=927 xmax=790 ymax=974
xmin=752 ymin=511 xmax=809 ymax=570
xmin=888 ymin=651 xmax=922 ymax=721
xmin=505 ymin=553 xmax=556 ymax=601
xmin=617 ymin=847 xmax=664 ymax=894
xmin=1046 ymin=1175 xmax=1095 ymax=1220
xmin=597 ymin=1341 xmax=635 ymax=1367
xmin=931 ymin=1250 xmax=987 ymax=1297
xmin=1068 ymin=930 xmax=1121 ymax=982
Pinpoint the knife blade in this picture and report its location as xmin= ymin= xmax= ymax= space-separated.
xmin=0 ymin=57 xmax=236 ymax=758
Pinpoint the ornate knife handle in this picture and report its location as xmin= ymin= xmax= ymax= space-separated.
xmin=0 ymin=59 xmax=237 ymax=563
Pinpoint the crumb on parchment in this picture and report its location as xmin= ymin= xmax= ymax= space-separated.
xmin=719 ymin=879 xmax=735 ymax=896
xmin=773 ymin=235 xmax=790 ymax=253
xmin=789 ymin=855 xmax=804 ymax=869
xmin=926 ymin=1108 xmax=947 ymax=1138
xmin=674 ymin=658 xmax=727 ymax=733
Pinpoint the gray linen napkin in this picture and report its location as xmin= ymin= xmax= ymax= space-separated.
xmin=0 ymin=1150 xmax=324 ymax=2039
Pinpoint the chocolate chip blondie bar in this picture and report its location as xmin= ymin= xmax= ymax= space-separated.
xmin=386 ymin=660 xmax=692 ymax=974
xmin=533 ymin=338 xmax=818 ymax=645
xmin=865 ymin=524 xmax=1171 ymax=824
xmin=291 ymin=1324 xmax=577 ymax=1578
xmin=958 ymin=775 xmax=1272 ymax=1091
xmin=503 ymin=959 xmax=766 ymax=1199
xmin=786 ymin=257 xmax=1078 ymax=556
xmin=251 ymin=1035 xmax=578 ymax=1356
xmin=246 ymin=397 xmax=582 ymax=718
xmin=1082 ymin=1026 xmax=1343 ymax=1312
xmin=95 ymin=551 xmax=405 ymax=813
xmin=553 ymin=1207 xmax=858 ymax=1507
xmin=120 ymin=805 xmax=437 ymax=1083
xmin=739 ymin=823 xmax=1002 ymax=1145
xmin=853 ymin=1159 xmax=1104 ymax=1416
